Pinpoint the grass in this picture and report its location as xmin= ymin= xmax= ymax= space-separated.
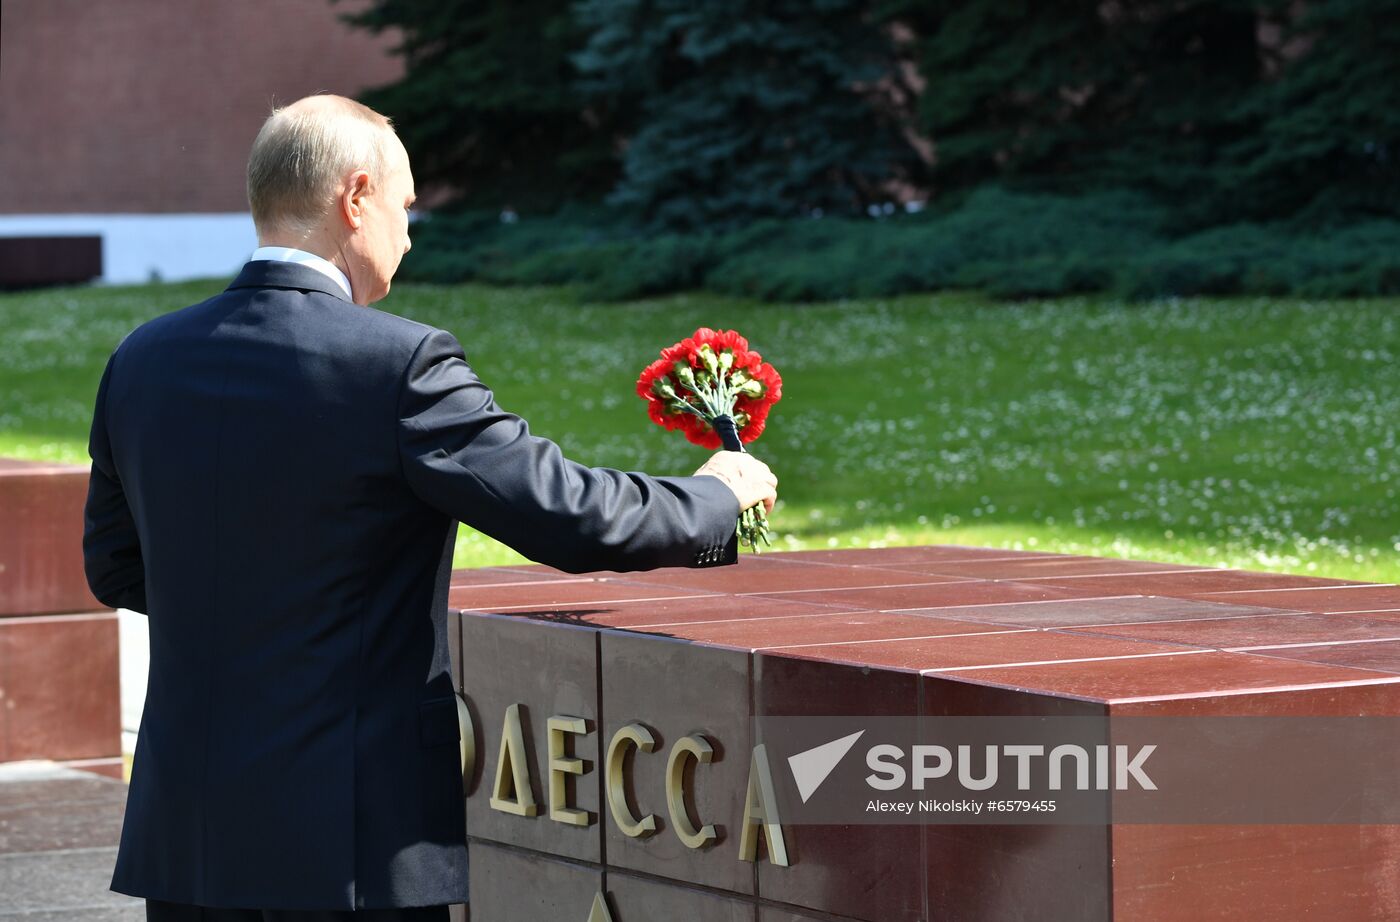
xmin=2 ymin=280 xmax=1397 ymax=581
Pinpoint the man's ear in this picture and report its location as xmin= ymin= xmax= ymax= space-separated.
xmin=342 ymin=170 xmax=372 ymax=229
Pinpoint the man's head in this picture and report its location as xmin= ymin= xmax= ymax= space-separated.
xmin=247 ymin=94 xmax=414 ymax=304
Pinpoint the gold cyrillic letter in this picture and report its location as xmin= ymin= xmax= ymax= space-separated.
xmin=456 ymin=694 xmax=476 ymax=790
xmin=605 ymin=723 xmax=658 ymax=837
xmin=547 ymin=715 xmax=592 ymax=826
xmin=738 ymin=744 xmax=789 ymax=865
xmin=585 ymin=891 xmax=615 ymax=922
xmin=488 ymin=703 xmax=538 ymax=817
xmin=665 ymin=734 xmax=717 ymax=849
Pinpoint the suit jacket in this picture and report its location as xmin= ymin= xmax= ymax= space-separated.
xmin=83 ymin=260 xmax=739 ymax=910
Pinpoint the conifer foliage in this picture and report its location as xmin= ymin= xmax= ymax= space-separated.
xmin=341 ymin=0 xmax=618 ymax=211
xmin=346 ymin=0 xmax=1399 ymax=229
xmin=571 ymin=0 xmax=916 ymax=227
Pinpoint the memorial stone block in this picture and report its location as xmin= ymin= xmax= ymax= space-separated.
xmin=455 ymin=548 xmax=1400 ymax=921
xmin=0 ymin=458 xmax=120 ymax=771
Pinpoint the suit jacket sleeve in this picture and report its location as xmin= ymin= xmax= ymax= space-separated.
xmin=83 ymin=348 xmax=148 ymax=613
xmin=396 ymin=329 xmax=740 ymax=573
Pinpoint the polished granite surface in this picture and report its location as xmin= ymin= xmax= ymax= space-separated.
xmin=455 ymin=547 xmax=1400 ymax=921
xmin=0 ymin=459 xmax=103 ymax=617
xmin=456 ymin=548 xmax=1400 ymax=698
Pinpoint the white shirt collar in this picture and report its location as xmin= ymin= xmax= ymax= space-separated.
xmin=249 ymin=246 xmax=354 ymax=300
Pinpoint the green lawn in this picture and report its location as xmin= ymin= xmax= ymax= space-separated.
xmin=2 ymin=280 xmax=1397 ymax=581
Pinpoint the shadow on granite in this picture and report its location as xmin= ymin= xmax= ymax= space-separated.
xmin=0 ymin=761 xmax=139 ymax=920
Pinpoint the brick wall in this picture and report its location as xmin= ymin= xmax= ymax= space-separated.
xmin=0 ymin=0 xmax=403 ymax=215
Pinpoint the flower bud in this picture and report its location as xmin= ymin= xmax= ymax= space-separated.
xmin=672 ymin=362 xmax=698 ymax=389
xmin=697 ymin=344 xmax=721 ymax=376
xmin=738 ymin=378 xmax=765 ymax=398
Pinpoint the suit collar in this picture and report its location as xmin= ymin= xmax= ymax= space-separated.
xmin=227 ymin=259 xmax=356 ymax=303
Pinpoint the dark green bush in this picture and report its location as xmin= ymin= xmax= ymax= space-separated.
xmin=398 ymin=190 xmax=1400 ymax=303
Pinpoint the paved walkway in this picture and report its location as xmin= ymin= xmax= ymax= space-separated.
xmin=0 ymin=761 xmax=140 ymax=920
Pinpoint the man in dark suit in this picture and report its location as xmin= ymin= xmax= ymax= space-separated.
xmin=83 ymin=94 xmax=777 ymax=921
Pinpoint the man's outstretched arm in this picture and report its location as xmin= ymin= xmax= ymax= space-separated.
xmin=396 ymin=328 xmax=770 ymax=573
xmin=83 ymin=350 xmax=148 ymax=613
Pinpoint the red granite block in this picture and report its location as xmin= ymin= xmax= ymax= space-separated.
xmin=1244 ymin=639 xmax=1400 ymax=673
xmin=445 ymin=548 xmax=1400 ymax=921
xmin=0 ymin=459 xmax=105 ymax=616
xmin=916 ymin=668 xmax=1400 ymax=921
xmin=729 ymin=567 xmax=966 ymax=596
xmin=634 ymin=611 xmax=1008 ymax=651
xmin=903 ymin=596 xmax=1289 ymax=629
xmin=0 ymin=459 xmax=45 ymax=472
xmin=771 ymin=546 xmax=1070 ymax=566
xmin=754 ymin=654 xmax=922 ymax=922
xmin=758 ymin=579 xmax=1109 ymax=612
xmin=890 ymin=556 xmax=1212 ymax=580
xmin=922 ymin=672 xmax=1107 ymax=718
xmin=450 ymin=578 xmax=717 ymax=612
xmin=1026 ymin=569 xmax=1368 ymax=597
xmin=449 ymin=566 xmax=587 ymax=587
xmin=602 ymin=554 xmax=837 ymax=591
xmin=600 ymin=631 xmax=755 ymax=895
xmin=0 ymin=612 xmax=120 ymax=761
xmin=768 ymin=631 xmax=1201 ymax=673
xmin=1104 ymin=676 xmax=1400 ymax=817
xmin=493 ymin=562 xmax=587 ymax=578
xmin=458 ymin=613 xmax=603 ymax=863
xmin=1104 ymin=678 xmax=1400 ymax=835
xmin=926 ymin=824 xmax=1110 ymax=922
xmin=920 ymin=678 xmax=1111 ymax=922
xmin=1106 ymin=670 xmax=1400 ymax=718
xmin=1111 ymin=824 xmax=1400 ymax=922
xmin=479 ymin=594 xmax=853 ymax=630
xmin=466 ymin=840 xmax=603 ymax=920
xmin=1200 ymin=584 xmax=1400 ymax=613
xmin=1330 ymin=609 xmax=1400 ymax=624
xmin=938 ymin=650 xmax=1400 ymax=703
xmin=1064 ymin=613 xmax=1400 ymax=651
xmin=1107 ymin=682 xmax=1400 ymax=921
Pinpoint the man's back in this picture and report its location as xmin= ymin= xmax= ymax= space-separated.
xmin=86 ymin=261 xmax=742 ymax=909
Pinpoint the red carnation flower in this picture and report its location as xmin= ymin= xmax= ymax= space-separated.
xmin=635 ymin=328 xmax=783 ymax=549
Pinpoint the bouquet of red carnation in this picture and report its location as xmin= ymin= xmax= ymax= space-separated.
xmin=636 ymin=328 xmax=782 ymax=550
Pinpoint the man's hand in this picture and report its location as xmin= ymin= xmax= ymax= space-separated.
xmin=694 ymin=451 xmax=777 ymax=515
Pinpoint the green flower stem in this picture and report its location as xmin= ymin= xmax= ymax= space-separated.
xmin=669 ymin=360 xmax=772 ymax=552
xmin=737 ymin=503 xmax=772 ymax=552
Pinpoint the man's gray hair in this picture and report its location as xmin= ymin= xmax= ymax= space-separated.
xmin=247 ymin=95 xmax=397 ymax=234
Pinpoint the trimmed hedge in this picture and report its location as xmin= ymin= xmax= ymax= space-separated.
xmin=399 ymin=190 xmax=1400 ymax=302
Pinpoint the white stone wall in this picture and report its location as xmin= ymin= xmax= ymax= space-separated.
xmin=0 ymin=213 xmax=257 ymax=284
